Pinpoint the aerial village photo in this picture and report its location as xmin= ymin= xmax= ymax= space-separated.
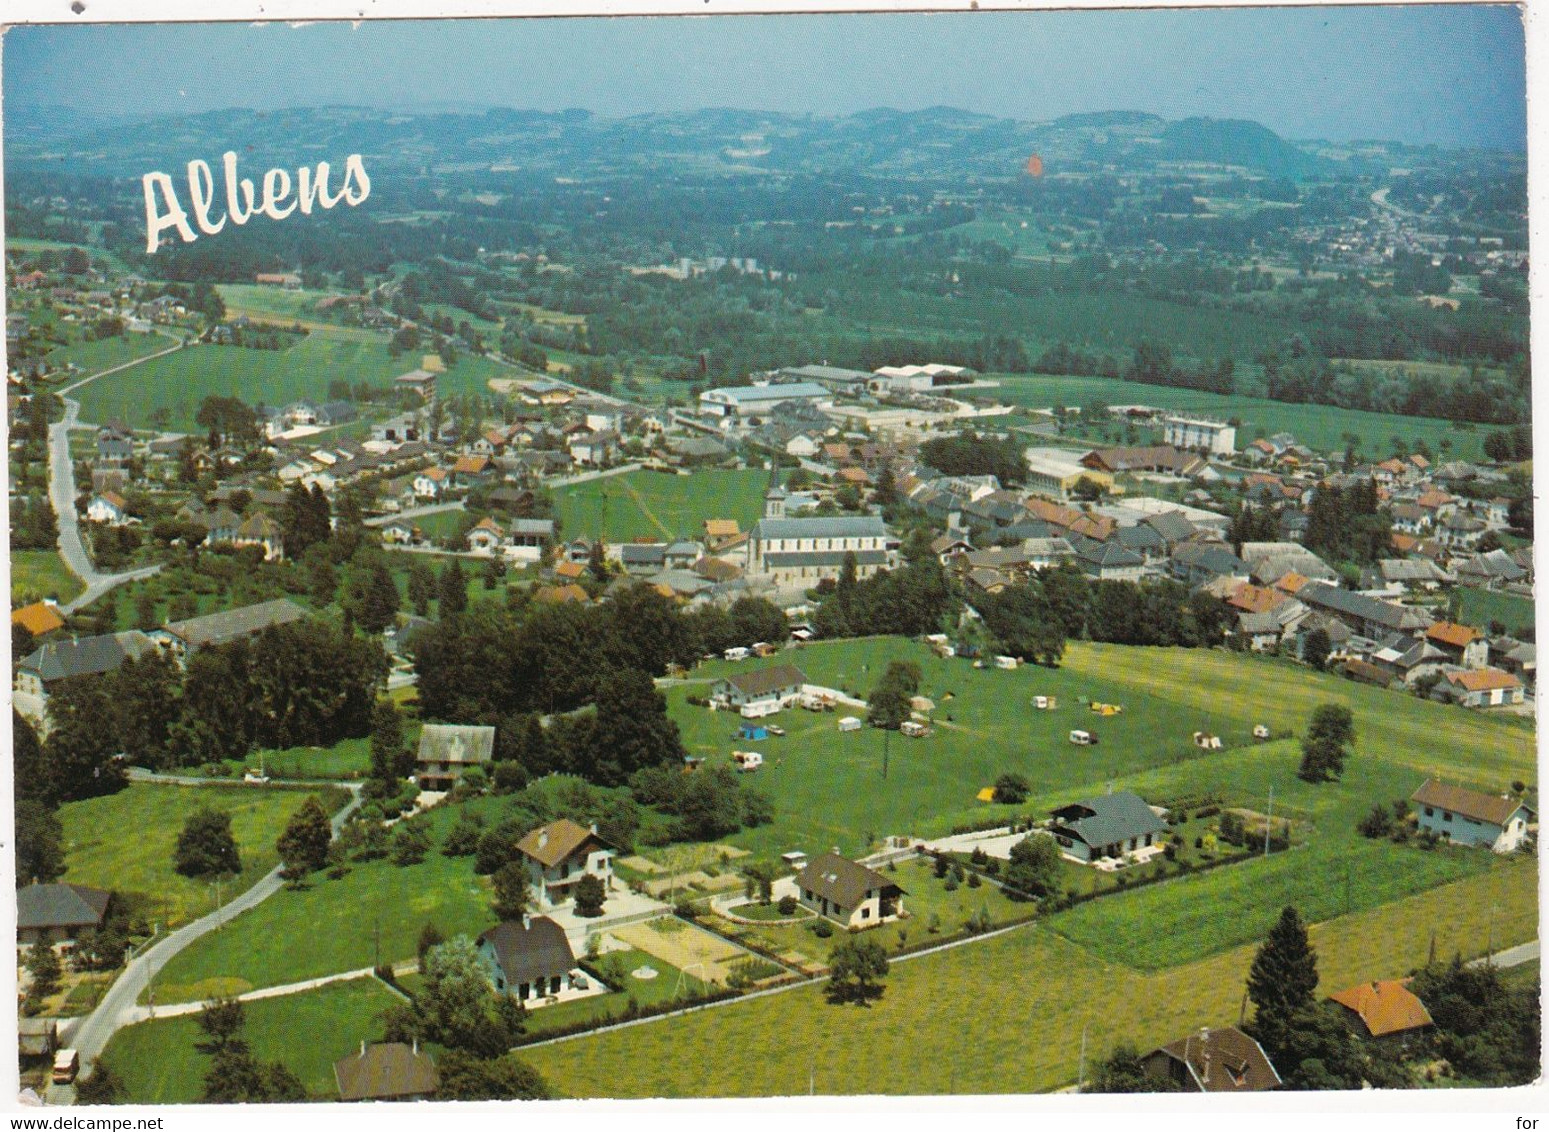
xmin=1 ymin=4 xmax=1539 ymax=1110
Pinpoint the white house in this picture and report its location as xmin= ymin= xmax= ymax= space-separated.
xmin=516 ymin=819 xmax=616 ymax=911
xmin=1162 ymin=415 xmax=1237 ymax=456
xmin=413 ymin=467 xmax=450 ymax=500
xmin=86 ymin=492 xmax=131 ymax=526
xmin=1410 ymin=779 xmax=1533 ymax=852
xmin=795 ymin=852 xmax=906 ymax=928
xmin=1443 ymin=668 xmax=1525 ymax=707
xmin=699 ymin=382 xmax=829 ymax=419
xmin=711 ymin=663 xmax=807 ymax=712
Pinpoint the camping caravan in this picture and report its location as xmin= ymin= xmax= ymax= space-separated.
xmin=994 ymin=655 xmax=1019 ymax=670
xmin=723 ymin=646 xmax=751 ymax=662
xmin=731 ymin=750 xmax=764 ymax=772
xmin=801 ymin=691 xmax=835 ymax=712
xmin=1069 ymin=729 xmax=1096 ymax=746
xmin=1192 ymin=732 xmax=1222 ymax=750
xmin=1253 ymin=724 xmax=1271 ymax=740
xmin=741 ymin=699 xmax=781 ymax=720
xmin=838 ymin=716 xmax=863 ymax=733
xmin=1033 ymin=695 xmax=1052 ymax=710
xmin=900 ymin=720 xmax=931 ymax=738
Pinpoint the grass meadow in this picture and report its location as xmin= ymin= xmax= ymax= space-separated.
xmin=10 ymin=549 xmax=84 ymax=605
xmin=1456 ymin=586 xmax=1536 ymax=637
xmin=982 ymin=372 xmax=1487 ymax=460
xmin=522 ymin=857 xmax=1535 ymax=1098
xmin=56 ymin=784 xmax=340 ymax=929
xmin=100 ymin=976 xmax=401 ymax=1104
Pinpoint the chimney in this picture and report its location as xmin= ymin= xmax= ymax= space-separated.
xmin=590 ymin=822 xmax=598 ymax=835
xmin=522 ymin=913 xmax=531 ymax=931
xmin=538 ymin=830 xmax=548 ymax=850
xmin=412 ymin=1038 xmax=419 ymax=1056
xmin=360 ymin=1041 xmax=366 ymax=1058
xmin=1199 ymin=1028 xmax=1211 ymax=1084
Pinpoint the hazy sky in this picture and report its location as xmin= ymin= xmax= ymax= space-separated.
xmin=3 ymin=5 xmax=1528 ymax=148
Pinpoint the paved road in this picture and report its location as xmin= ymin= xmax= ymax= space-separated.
xmin=69 ymin=785 xmax=364 ymax=1072
xmin=363 ymin=500 xmax=465 ymax=527
xmin=124 ymin=960 xmax=416 ymax=1025
xmin=46 ymin=344 xmax=182 ymax=613
xmin=1470 ymin=939 xmax=1538 ymax=970
xmin=126 ymin=767 xmax=357 ymax=789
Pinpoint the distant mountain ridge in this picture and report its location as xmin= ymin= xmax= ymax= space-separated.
xmin=5 ymin=103 xmax=1372 ymax=181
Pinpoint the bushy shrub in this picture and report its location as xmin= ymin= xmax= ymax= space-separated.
xmin=811 ymin=918 xmax=834 ymax=938
xmin=777 ymin=894 xmax=798 ymax=916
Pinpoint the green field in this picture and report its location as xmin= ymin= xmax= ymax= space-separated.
xmin=57 ymin=784 xmax=340 ymax=929
xmin=1456 ymin=587 xmax=1536 ymax=637
xmin=522 ymin=859 xmax=1535 ymax=1098
xmin=45 ymin=332 xmax=174 ymax=378
xmin=148 ymin=798 xmax=502 ymax=1000
xmin=553 ymin=468 xmax=771 ymax=542
xmin=11 ymin=549 xmax=84 ymax=605
xmin=677 ymin=638 xmax=1523 ymax=855
xmin=101 ymin=976 xmax=402 ymax=1104
xmin=73 ymin=329 xmax=511 ymax=431
xmin=673 ymin=638 xmax=1533 ymax=961
xmin=982 ymin=372 xmax=1486 ymax=461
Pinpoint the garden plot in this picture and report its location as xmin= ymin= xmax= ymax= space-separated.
xmin=611 ymin=918 xmax=747 ymax=985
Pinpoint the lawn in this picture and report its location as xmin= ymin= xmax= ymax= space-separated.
xmin=10 ymin=549 xmax=84 ymax=605
xmin=519 ymin=947 xmax=710 ymax=1037
xmin=1456 ymin=586 xmax=1535 ymax=637
xmin=147 ymin=797 xmax=500 ymax=1001
xmin=553 ymin=467 xmax=771 ymax=543
xmin=73 ymin=329 xmax=511 ymax=431
xmin=980 ymin=372 xmax=1486 ymax=461
xmin=56 ymin=783 xmax=340 ymax=930
xmin=100 ymin=976 xmax=402 ymax=1104
xmin=522 ymin=858 xmax=1535 ymax=1098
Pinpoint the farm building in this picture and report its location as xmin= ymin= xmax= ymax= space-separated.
xmin=1048 ymin=791 xmax=1168 ymax=862
xmin=415 ymin=724 xmax=495 ymax=791
xmin=795 ymin=852 xmax=905 ymax=929
xmin=516 ymin=819 xmax=616 ymax=911
xmin=1327 ymin=979 xmax=1433 ymax=1045
xmin=711 ymin=663 xmax=808 ymax=713
xmin=154 ymin=598 xmax=309 ymax=659
xmin=1409 ymin=779 xmax=1533 ymax=852
xmin=477 ymin=914 xmax=577 ymax=1001
xmin=13 ymin=631 xmax=158 ymax=728
xmin=1141 ymin=1025 xmax=1280 ymax=1092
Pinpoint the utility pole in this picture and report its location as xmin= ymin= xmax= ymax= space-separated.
xmin=1264 ymin=785 xmax=1274 ymax=857
xmin=1077 ymin=1021 xmax=1088 ymax=1093
xmin=882 ymin=727 xmax=890 ymax=780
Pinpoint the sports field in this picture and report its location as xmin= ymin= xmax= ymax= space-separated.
xmin=523 ymin=858 xmax=1534 ymax=1098
xmin=553 ymin=468 xmax=770 ymax=542
xmin=983 ymin=372 xmax=1487 ymax=461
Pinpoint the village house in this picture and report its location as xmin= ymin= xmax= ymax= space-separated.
xmin=1047 ymin=791 xmax=1168 ymax=862
xmin=413 ymin=467 xmax=450 ymax=500
xmin=334 ymin=1042 xmax=438 ymax=1102
xmin=414 ymin=724 xmax=495 ymax=792
xmin=1425 ymin=621 xmax=1489 ymax=669
xmin=14 ymin=631 xmax=158 ymax=727
xmin=1442 ymin=667 xmax=1525 ymax=708
xmin=1295 ymin=582 xmax=1434 ymax=640
xmin=516 ymin=819 xmax=616 ymax=911
xmin=1141 ymin=1026 xmax=1281 ymax=1092
xmin=477 ymin=914 xmax=577 ymax=1001
xmin=16 ymin=882 xmax=113 ymax=944
xmin=795 ymin=852 xmax=906 ymax=928
xmin=86 ymin=491 xmax=132 ymax=526
xmin=231 ymin=511 xmax=285 ymax=560
xmin=1410 ymin=779 xmax=1532 ymax=851
xmin=11 ymin=601 xmax=65 ymax=639
xmin=711 ymin=663 xmax=807 ymax=714
xmin=1327 ymin=979 xmax=1434 ymax=1046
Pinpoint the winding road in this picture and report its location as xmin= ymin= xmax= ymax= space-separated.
xmin=68 ymin=784 xmax=365 ymax=1069
xmin=47 ymin=339 xmax=182 ymax=613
